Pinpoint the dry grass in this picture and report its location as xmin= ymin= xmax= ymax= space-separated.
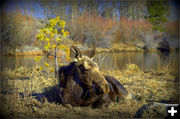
xmin=0 ymin=64 xmax=179 ymax=118
xmin=112 ymin=43 xmax=144 ymax=52
xmin=156 ymin=60 xmax=179 ymax=77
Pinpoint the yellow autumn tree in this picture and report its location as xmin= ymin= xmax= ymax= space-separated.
xmin=35 ymin=16 xmax=70 ymax=77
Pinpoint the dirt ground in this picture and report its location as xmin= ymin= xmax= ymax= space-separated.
xmin=0 ymin=64 xmax=179 ymax=118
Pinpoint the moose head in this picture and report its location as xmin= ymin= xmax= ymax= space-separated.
xmin=70 ymin=45 xmax=110 ymax=94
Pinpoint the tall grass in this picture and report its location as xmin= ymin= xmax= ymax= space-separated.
xmin=156 ymin=59 xmax=179 ymax=76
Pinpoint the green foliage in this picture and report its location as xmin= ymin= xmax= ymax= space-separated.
xmin=36 ymin=16 xmax=70 ymax=56
xmin=146 ymin=0 xmax=169 ymax=32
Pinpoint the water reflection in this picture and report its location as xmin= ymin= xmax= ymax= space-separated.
xmin=94 ymin=52 xmax=178 ymax=71
xmin=0 ymin=52 xmax=178 ymax=72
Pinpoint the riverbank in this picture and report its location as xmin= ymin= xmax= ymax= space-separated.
xmin=0 ymin=44 xmax=143 ymax=56
xmin=0 ymin=64 xmax=178 ymax=118
xmin=1 ymin=43 xmax=178 ymax=56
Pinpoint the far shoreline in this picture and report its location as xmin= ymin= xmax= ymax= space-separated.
xmin=0 ymin=43 xmax=178 ymax=56
xmin=1 ymin=48 xmax=178 ymax=57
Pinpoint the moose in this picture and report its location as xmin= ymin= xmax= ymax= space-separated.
xmin=58 ymin=45 xmax=133 ymax=108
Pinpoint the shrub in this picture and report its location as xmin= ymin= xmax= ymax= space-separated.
xmin=1 ymin=11 xmax=38 ymax=52
xmin=69 ymin=12 xmax=116 ymax=47
xmin=114 ymin=17 xmax=153 ymax=44
xmin=35 ymin=16 xmax=70 ymax=77
xmin=125 ymin=64 xmax=140 ymax=72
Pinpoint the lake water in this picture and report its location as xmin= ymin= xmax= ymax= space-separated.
xmin=0 ymin=52 xmax=179 ymax=72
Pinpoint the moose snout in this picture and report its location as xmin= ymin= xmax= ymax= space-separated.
xmin=100 ymin=82 xmax=110 ymax=94
xmin=92 ymin=72 xmax=110 ymax=94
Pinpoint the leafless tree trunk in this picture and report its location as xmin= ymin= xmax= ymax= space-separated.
xmin=54 ymin=46 xmax=58 ymax=78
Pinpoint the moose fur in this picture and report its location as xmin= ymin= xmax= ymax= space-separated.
xmin=58 ymin=46 xmax=132 ymax=108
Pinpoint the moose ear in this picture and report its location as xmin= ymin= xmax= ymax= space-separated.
xmin=70 ymin=46 xmax=82 ymax=61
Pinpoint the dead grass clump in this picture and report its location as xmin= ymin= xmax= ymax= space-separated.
xmin=123 ymin=64 xmax=141 ymax=75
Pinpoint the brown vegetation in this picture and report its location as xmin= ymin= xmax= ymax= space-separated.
xmin=0 ymin=62 xmax=178 ymax=118
xmin=1 ymin=10 xmax=38 ymax=52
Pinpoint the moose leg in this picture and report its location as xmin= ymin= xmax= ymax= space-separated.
xmin=92 ymin=94 xmax=111 ymax=108
xmin=88 ymin=84 xmax=112 ymax=108
xmin=80 ymin=89 xmax=99 ymax=106
xmin=104 ymin=75 xmax=133 ymax=101
xmin=59 ymin=92 xmax=66 ymax=106
xmin=58 ymin=87 xmax=67 ymax=106
xmin=58 ymin=87 xmax=73 ymax=108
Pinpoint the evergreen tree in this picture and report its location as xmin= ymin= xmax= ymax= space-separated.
xmin=146 ymin=0 xmax=169 ymax=32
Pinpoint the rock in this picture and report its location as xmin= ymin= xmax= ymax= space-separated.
xmin=16 ymin=46 xmax=40 ymax=52
xmin=168 ymin=39 xmax=179 ymax=49
xmin=134 ymin=102 xmax=166 ymax=118
xmin=156 ymin=40 xmax=170 ymax=52
xmin=15 ymin=49 xmax=21 ymax=52
xmin=134 ymin=41 xmax=146 ymax=49
xmin=12 ymin=46 xmax=42 ymax=56
xmin=154 ymin=34 xmax=170 ymax=52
